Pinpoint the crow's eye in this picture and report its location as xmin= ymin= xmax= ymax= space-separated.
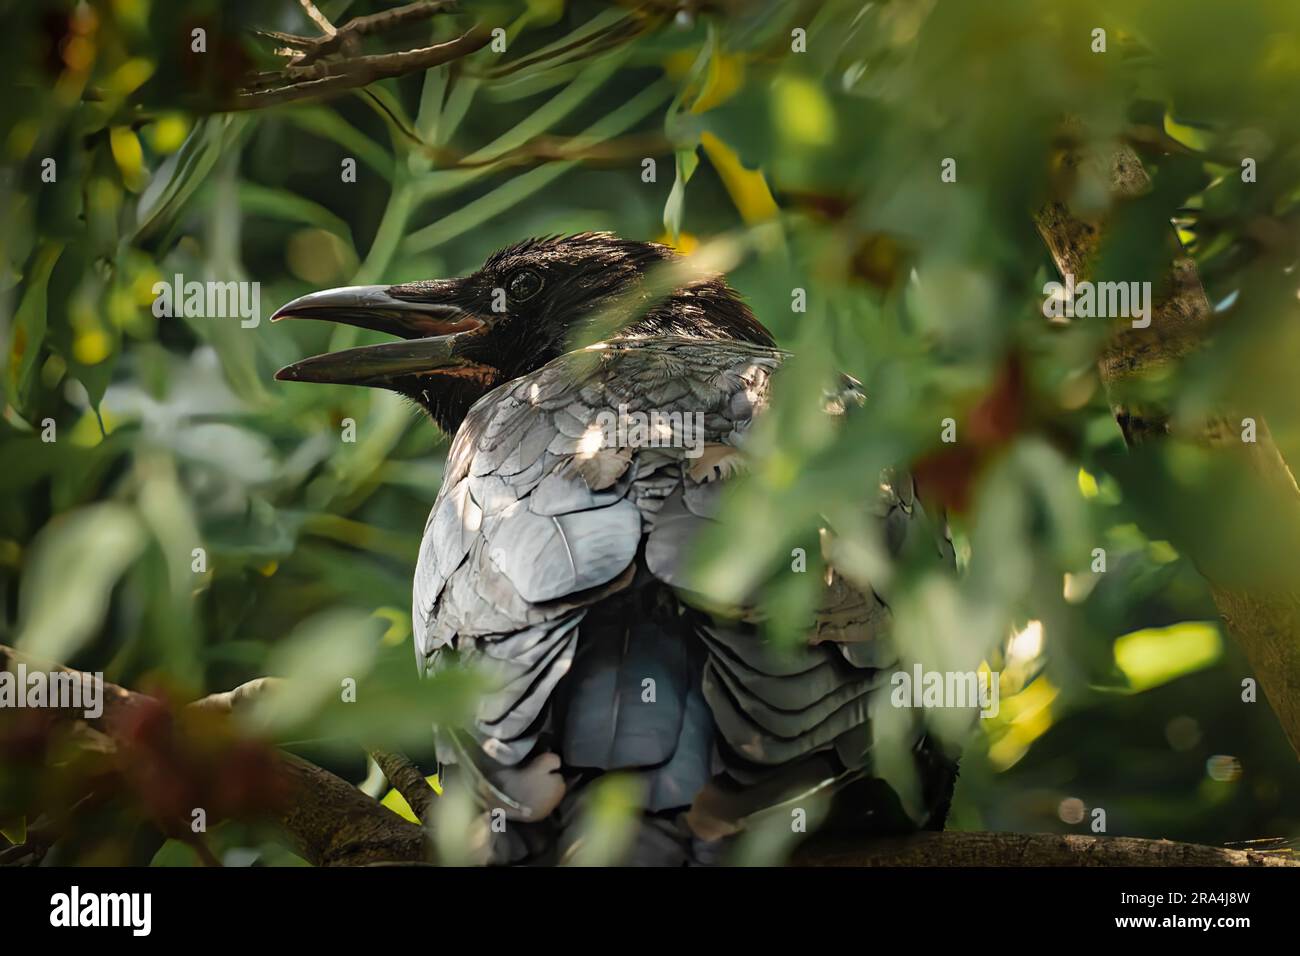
xmin=508 ymin=269 xmax=543 ymax=302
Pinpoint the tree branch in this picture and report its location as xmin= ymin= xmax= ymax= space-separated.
xmin=230 ymin=28 xmax=491 ymax=111
xmin=0 ymin=645 xmax=424 ymax=868
xmin=369 ymin=749 xmax=436 ymax=825
xmin=1034 ymin=137 xmax=1300 ymax=759
xmin=257 ymin=0 xmax=459 ymax=66
xmin=297 ymin=0 xmax=339 ymax=40
xmin=4 ymin=644 xmax=1294 ymax=866
xmin=232 ymin=2 xmax=646 ymax=113
xmin=275 ymin=752 xmax=425 ymax=867
xmin=795 ymin=831 xmax=1295 ymax=867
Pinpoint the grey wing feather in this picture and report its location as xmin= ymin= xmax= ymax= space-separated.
xmin=416 ymin=339 xmax=782 ymax=777
xmin=413 ymin=336 xmax=953 ymax=836
xmin=491 ymin=499 xmax=641 ymax=604
xmin=559 ymin=612 xmax=692 ymax=769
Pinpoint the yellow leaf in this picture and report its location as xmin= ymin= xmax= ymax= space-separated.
xmin=663 ymin=49 xmax=745 ymax=114
xmin=381 ymin=775 xmax=443 ymax=822
xmin=109 ymin=127 xmax=147 ymax=192
xmin=1114 ymin=621 xmax=1221 ymax=692
xmin=108 ymin=58 xmax=155 ymax=97
xmin=985 ymin=676 xmax=1059 ymax=771
xmin=1163 ymin=113 xmax=1210 ymax=152
xmin=772 ymin=75 xmax=835 ymax=146
xmin=147 ymin=114 xmax=190 ymax=155
xmin=691 ymin=53 xmax=745 ymax=114
xmin=699 ymin=131 xmax=778 ymax=224
xmin=654 ymin=231 xmax=699 ymax=255
xmin=73 ymin=327 xmax=111 ymax=365
xmin=373 ymin=606 xmax=411 ymax=646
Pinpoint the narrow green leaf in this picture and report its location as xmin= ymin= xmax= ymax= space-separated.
xmin=16 ymin=503 xmax=146 ymax=663
xmin=6 ymin=240 xmax=63 ymax=417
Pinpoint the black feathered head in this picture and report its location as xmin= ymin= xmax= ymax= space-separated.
xmin=272 ymin=233 xmax=773 ymax=432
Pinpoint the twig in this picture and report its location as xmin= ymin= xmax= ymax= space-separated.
xmin=263 ymin=1 xmax=459 ymax=64
xmin=230 ymin=29 xmax=490 ymax=111
xmin=369 ymin=749 xmax=436 ymax=824
xmin=299 ymin=0 xmax=338 ymax=38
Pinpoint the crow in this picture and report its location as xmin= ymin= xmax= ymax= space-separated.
xmin=273 ymin=233 xmax=957 ymax=865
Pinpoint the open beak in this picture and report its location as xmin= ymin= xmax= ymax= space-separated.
xmin=271 ymin=284 xmax=488 ymax=387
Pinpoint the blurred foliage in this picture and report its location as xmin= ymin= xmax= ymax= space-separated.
xmin=2 ymin=0 xmax=1299 ymax=865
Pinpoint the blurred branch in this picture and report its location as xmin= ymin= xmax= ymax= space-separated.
xmin=795 ymin=831 xmax=1296 ymax=867
xmin=1034 ymin=137 xmax=1300 ymax=760
xmin=0 ymin=645 xmax=424 ymax=868
xmin=187 ymin=677 xmax=284 ymax=717
xmin=5 ymin=644 xmax=1294 ymax=867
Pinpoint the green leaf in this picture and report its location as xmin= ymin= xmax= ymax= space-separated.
xmin=134 ymin=116 xmax=250 ymax=245
xmin=411 ymin=51 xmax=626 ymax=205
xmin=16 ymin=503 xmax=146 ymax=663
xmin=149 ymin=839 xmax=203 ymax=867
xmin=663 ymin=146 xmax=699 ymax=240
xmin=282 ymin=107 xmax=392 ymax=179
xmin=238 ymin=182 xmax=354 ymax=245
xmin=405 ymin=78 xmax=673 ymax=252
xmin=6 ymin=240 xmax=63 ymax=417
xmin=1114 ymin=622 xmax=1222 ymax=692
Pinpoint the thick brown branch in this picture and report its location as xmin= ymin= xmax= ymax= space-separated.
xmin=1034 ymin=139 xmax=1300 ymax=759
xmin=276 ymin=752 xmax=425 ymax=867
xmin=5 ymin=645 xmax=1292 ymax=866
xmin=796 ymin=831 xmax=1296 ymax=867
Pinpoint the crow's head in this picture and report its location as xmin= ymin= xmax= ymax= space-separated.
xmin=273 ymin=233 xmax=773 ymax=431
